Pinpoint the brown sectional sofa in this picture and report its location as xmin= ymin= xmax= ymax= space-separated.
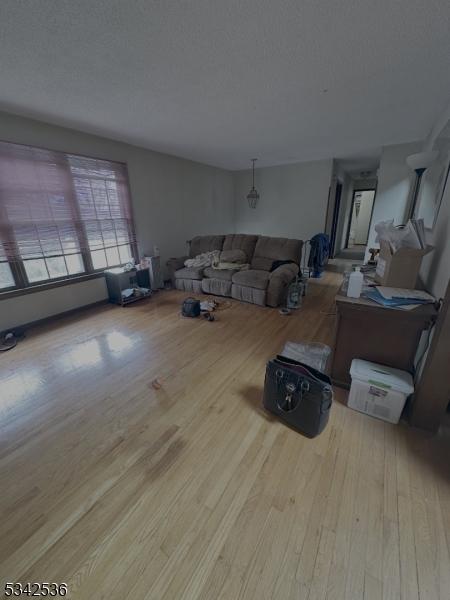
xmin=167 ymin=234 xmax=303 ymax=307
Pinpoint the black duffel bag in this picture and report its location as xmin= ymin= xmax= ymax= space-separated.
xmin=263 ymin=355 xmax=333 ymax=437
xmin=181 ymin=297 xmax=201 ymax=318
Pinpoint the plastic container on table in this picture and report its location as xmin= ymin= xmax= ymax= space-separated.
xmin=348 ymin=359 xmax=414 ymax=424
xmin=280 ymin=341 xmax=331 ymax=374
xmin=347 ymin=266 xmax=364 ymax=298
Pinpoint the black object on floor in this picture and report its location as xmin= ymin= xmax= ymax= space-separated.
xmin=263 ymin=355 xmax=333 ymax=437
xmin=181 ymin=297 xmax=201 ymax=318
xmin=0 ymin=334 xmax=17 ymax=352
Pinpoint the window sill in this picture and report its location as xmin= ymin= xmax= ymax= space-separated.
xmin=0 ymin=272 xmax=105 ymax=300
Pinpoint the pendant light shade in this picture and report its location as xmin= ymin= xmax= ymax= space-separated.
xmin=246 ymin=158 xmax=260 ymax=208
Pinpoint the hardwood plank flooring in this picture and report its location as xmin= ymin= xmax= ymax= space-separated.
xmin=0 ymin=271 xmax=449 ymax=599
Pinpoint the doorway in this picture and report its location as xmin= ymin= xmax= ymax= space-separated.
xmin=345 ymin=189 xmax=376 ymax=249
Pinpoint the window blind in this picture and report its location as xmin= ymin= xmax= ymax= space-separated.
xmin=0 ymin=140 xmax=137 ymax=289
xmin=68 ymin=154 xmax=136 ymax=269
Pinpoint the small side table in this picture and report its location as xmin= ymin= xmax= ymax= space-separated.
xmin=104 ymin=266 xmax=151 ymax=306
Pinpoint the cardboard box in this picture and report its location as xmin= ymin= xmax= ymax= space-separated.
xmin=374 ymin=240 xmax=433 ymax=288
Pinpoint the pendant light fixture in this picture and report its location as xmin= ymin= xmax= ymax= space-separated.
xmin=246 ymin=158 xmax=260 ymax=208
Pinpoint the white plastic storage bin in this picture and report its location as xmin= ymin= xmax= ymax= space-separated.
xmin=348 ymin=359 xmax=414 ymax=424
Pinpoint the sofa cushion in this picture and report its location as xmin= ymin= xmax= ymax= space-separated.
xmin=251 ymin=256 xmax=274 ymax=271
xmin=175 ymin=267 xmax=204 ymax=280
xmin=203 ymin=266 xmax=237 ymax=281
xmin=251 ymin=236 xmax=302 ymax=270
xmin=189 ymin=235 xmax=224 ymax=258
xmin=219 ymin=249 xmax=247 ymax=263
xmin=232 ymin=269 xmax=270 ymax=290
xmin=222 ymin=234 xmax=258 ymax=262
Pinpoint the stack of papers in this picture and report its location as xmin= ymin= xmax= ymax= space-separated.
xmin=362 ymin=286 xmax=435 ymax=310
xmin=377 ymin=287 xmax=434 ymax=302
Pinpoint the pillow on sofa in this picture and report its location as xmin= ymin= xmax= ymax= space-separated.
xmin=219 ymin=249 xmax=247 ymax=263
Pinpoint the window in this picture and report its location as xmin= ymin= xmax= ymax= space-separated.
xmin=69 ymin=155 xmax=134 ymax=270
xmin=0 ymin=244 xmax=15 ymax=290
xmin=0 ymin=141 xmax=137 ymax=293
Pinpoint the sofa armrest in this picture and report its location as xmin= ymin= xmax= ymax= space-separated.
xmin=166 ymin=256 xmax=188 ymax=284
xmin=270 ymin=263 xmax=299 ymax=282
xmin=267 ymin=263 xmax=299 ymax=307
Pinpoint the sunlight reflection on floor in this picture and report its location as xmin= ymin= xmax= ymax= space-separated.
xmin=1 ymin=331 xmax=137 ymax=406
xmin=0 ymin=370 xmax=43 ymax=406
xmin=105 ymin=331 xmax=133 ymax=354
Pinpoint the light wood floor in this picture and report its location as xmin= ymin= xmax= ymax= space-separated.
xmin=1 ymin=271 xmax=449 ymax=600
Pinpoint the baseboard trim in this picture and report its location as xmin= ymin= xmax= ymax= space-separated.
xmin=1 ymin=299 xmax=110 ymax=338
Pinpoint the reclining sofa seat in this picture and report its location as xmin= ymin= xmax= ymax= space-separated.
xmin=231 ymin=236 xmax=302 ymax=307
xmin=201 ymin=234 xmax=258 ymax=297
xmin=167 ymin=235 xmax=225 ymax=293
xmin=167 ymin=234 xmax=302 ymax=307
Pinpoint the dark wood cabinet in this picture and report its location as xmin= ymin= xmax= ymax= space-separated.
xmin=331 ymin=290 xmax=437 ymax=388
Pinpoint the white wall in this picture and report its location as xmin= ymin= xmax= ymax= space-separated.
xmin=233 ymin=159 xmax=333 ymax=242
xmin=0 ymin=111 xmax=235 ymax=330
xmin=420 ymin=120 xmax=450 ymax=299
xmin=421 ymin=178 xmax=450 ymax=298
xmin=0 ymin=278 xmax=108 ymax=331
xmin=364 ymin=141 xmax=421 ymax=262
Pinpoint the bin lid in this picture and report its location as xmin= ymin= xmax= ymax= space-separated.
xmin=350 ymin=359 xmax=414 ymax=394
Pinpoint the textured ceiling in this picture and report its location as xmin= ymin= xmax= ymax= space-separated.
xmin=0 ymin=1 xmax=449 ymax=170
